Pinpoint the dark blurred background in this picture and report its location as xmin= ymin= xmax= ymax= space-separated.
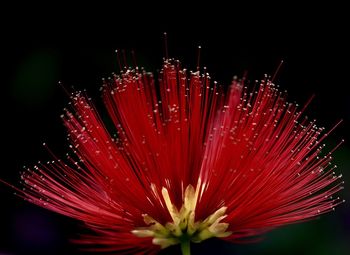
xmin=1 ymin=3 xmax=349 ymax=255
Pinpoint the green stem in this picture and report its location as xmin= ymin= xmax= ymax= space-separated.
xmin=180 ymin=240 xmax=191 ymax=255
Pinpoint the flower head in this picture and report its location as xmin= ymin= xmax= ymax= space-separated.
xmin=16 ymin=56 xmax=343 ymax=254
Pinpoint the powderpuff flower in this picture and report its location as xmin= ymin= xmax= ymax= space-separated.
xmin=11 ymin=53 xmax=344 ymax=254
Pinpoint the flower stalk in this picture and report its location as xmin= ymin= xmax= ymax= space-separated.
xmin=180 ymin=239 xmax=191 ymax=255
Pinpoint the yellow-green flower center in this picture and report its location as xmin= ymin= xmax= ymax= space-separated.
xmin=132 ymin=181 xmax=231 ymax=249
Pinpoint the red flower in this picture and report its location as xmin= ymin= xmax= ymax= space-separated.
xmin=16 ymin=58 xmax=344 ymax=254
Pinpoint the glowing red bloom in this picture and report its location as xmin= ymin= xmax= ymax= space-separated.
xmin=16 ymin=58 xmax=344 ymax=254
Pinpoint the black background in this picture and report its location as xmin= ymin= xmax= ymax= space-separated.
xmin=1 ymin=3 xmax=349 ymax=255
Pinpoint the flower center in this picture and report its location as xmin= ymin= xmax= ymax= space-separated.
xmin=132 ymin=181 xmax=231 ymax=249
